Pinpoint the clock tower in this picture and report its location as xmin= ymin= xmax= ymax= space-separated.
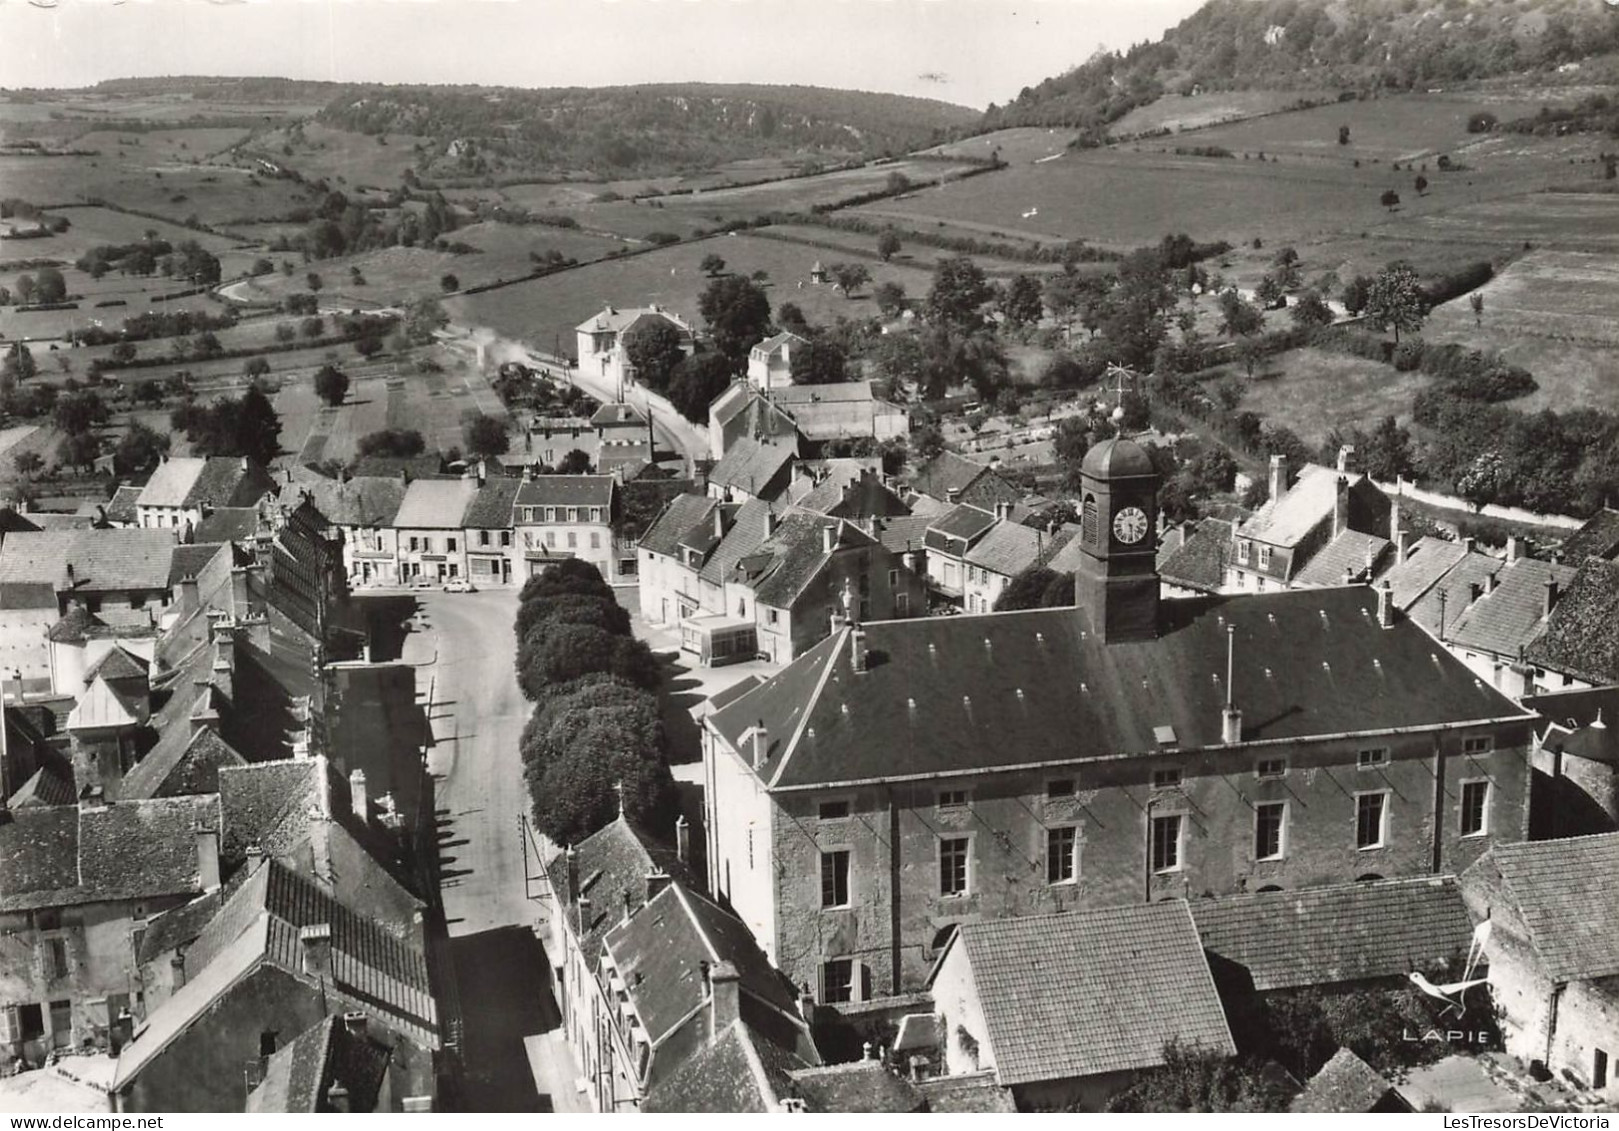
xmin=1075 ymin=437 xmax=1160 ymax=643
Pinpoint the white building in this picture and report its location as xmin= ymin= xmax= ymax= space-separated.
xmin=574 ymin=305 xmax=694 ymax=396
xmin=746 ymin=331 xmax=807 ymax=391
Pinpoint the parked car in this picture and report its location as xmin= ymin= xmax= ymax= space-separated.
xmin=443 ymin=578 xmax=476 ymax=593
xmin=410 ymin=575 xmax=435 ymax=590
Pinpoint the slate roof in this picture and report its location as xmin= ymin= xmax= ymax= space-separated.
xmin=348 ymin=454 xmax=445 ymax=481
xmin=121 ymin=726 xmax=247 ymax=801
xmin=642 ymin=1021 xmax=804 ymax=1113
xmin=964 ymin=520 xmax=1050 ymax=579
xmin=710 ymin=589 xmax=1531 ymax=791
xmin=393 ymin=478 xmax=479 ymax=529
xmin=907 ymin=451 xmax=998 ymax=506
xmin=1191 ymin=877 xmax=1474 ymax=991
xmin=873 ymin=514 xmax=934 ymax=557
xmin=104 ymin=486 xmax=143 ymax=525
xmin=462 ymin=477 xmax=521 ymax=529
xmin=709 ymin=437 xmax=795 ymax=498
xmin=247 ymin=1015 xmax=392 ymax=1113
xmin=167 ymin=542 xmax=231 ymax=588
xmin=137 ymin=457 xmax=276 ymax=511
xmin=639 ymin=493 xmax=720 ymax=559
xmin=1158 ymin=518 xmax=1232 ymax=594
xmin=1472 ymin=833 xmax=1619 ymax=983
xmin=1525 ymin=558 xmax=1619 ymax=684
xmin=923 ymin=504 xmax=996 ymax=552
xmin=785 ymin=1061 xmax=925 ymax=1113
xmin=544 ymin=815 xmax=688 ymax=961
xmin=1291 ymin=1048 xmax=1407 ymax=1113
xmin=1524 ymin=686 xmax=1619 ymax=764
xmin=86 ymin=644 xmax=150 ymax=684
xmin=286 ymin=469 xmax=409 ymax=528
xmin=1292 ymin=529 xmax=1391 ymax=588
xmin=0 ymin=795 xmax=218 ymax=912
xmin=590 ymin=402 xmax=647 ymax=428
xmin=1558 ymin=507 xmax=1619 ymax=564
xmin=1238 ymin=464 xmax=1357 ymax=547
xmin=764 ymin=381 xmax=905 ymax=442
xmin=1378 ymin=537 xmax=1469 ymax=611
xmin=697 ymin=498 xmax=775 ymax=587
xmin=0 ymin=529 xmax=177 ymax=605
xmin=10 ymin=763 xmax=75 ymax=809
xmin=514 ymin=475 xmax=616 ymax=509
xmin=192 ymin=508 xmax=260 ymax=544
xmin=1407 ymin=550 xmax=1502 ymax=642
xmin=751 ymin=330 xmax=806 ymax=360
xmin=576 ymin=304 xmax=690 ymax=335
xmin=1445 ymin=556 xmax=1575 ymax=659
xmin=746 ymin=517 xmax=875 ymax=610
xmin=937 ymin=902 xmax=1234 ymax=1086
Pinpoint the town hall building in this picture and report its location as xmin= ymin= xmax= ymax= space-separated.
xmin=699 ymin=438 xmax=1537 ymax=1002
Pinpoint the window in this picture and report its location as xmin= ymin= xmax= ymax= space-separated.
xmin=1256 ymin=757 xmax=1287 ymax=780
xmin=1047 ymin=826 xmax=1079 ymax=884
xmin=937 ymin=789 xmax=969 ymax=810
xmin=447 ymin=537 xmax=458 ymax=553
xmin=1255 ymin=802 xmax=1286 ymax=860
xmin=1357 ymin=747 xmax=1388 ymax=770
xmin=1238 ymin=540 xmax=1251 ymax=565
xmin=820 ymin=850 xmax=851 ymax=908
xmin=545 ymin=531 xmax=556 ymax=548
xmin=939 ymin=837 xmax=969 ymax=897
xmin=409 ymin=536 xmax=420 ymax=552
xmin=895 ymin=592 xmax=909 ymax=615
xmin=567 ymin=508 xmax=579 ymax=522
xmin=1463 ymin=735 xmax=1494 ymax=756
xmin=1460 ymin=780 xmax=1489 ymax=837
xmin=1082 ymin=496 xmax=1098 ymax=545
xmin=767 ymin=609 xmax=780 ymax=626
xmin=567 ymin=532 xmax=578 ymax=549
xmin=500 ymin=530 xmax=512 ymax=548
xmin=1047 ymin=778 xmax=1076 ymax=798
xmin=259 ymin=1030 xmax=279 ymax=1057
xmin=821 ymin=959 xmax=855 ymax=1004
xmin=1258 ymin=545 xmax=1272 ymax=570
xmin=479 ymin=530 xmax=490 ymax=547
xmin=818 ymin=800 xmax=850 ymax=820
xmin=45 ymin=938 xmax=68 ymax=980
xmin=1356 ymin=792 xmax=1387 ymax=849
xmin=1152 ymin=768 xmax=1183 ymax=790
xmin=545 ymin=507 xmax=556 ymax=523
xmin=590 ymin=532 xmax=601 ymax=550
xmin=1595 ymin=1048 xmax=1609 ymax=1092
xmin=1151 ymin=814 xmax=1182 ymax=873
xmin=888 ymin=569 xmax=899 ymax=589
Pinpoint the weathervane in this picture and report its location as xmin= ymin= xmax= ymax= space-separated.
xmin=1104 ymin=362 xmax=1136 ymax=434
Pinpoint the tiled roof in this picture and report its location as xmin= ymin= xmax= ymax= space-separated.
xmin=915 ymin=1073 xmax=1016 ymax=1113
xmin=639 ymin=493 xmax=719 ymax=559
xmin=348 ymin=454 xmax=445 ymax=480
xmin=192 ymin=508 xmax=260 ymax=544
xmin=1378 ymin=537 xmax=1468 ymax=611
xmin=1238 ymin=464 xmax=1357 ymax=547
xmin=710 ymin=589 xmax=1531 ymax=791
xmin=393 ymin=478 xmax=479 ymax=529
xmin=514 ymin=475 xmax=616 ymax=508
xmin=1525 ymin=558 xmax=1619 ymax=683
xmin=286 ymin=469 xmax=408 ymax=528
xmin=964 ymin=520 xmax=1049 ymax=579
xmin=576 ymin=305 xmax=691 ymax=335
xmin=1192 ymin=877 xmax=1474 ymax=991
xmin=1473 ymin=833 xmax=1619 ymax=983
xmin=642 ymin=1020 xmax=803 ymax=1113
xmin=135 ymin=458 xmax=206 ymax=510
xmin=785 ymin=1061 xmax=924 ymax=1112
xmin=906 ymin=452 xmax=995 ymax=506
xmin=590 ymin=402 xmax=647 ymax=427
xmin=1158 ymin=518 xmax=1232 ymax=593
xmin=121 ymin=726 xmax=247 ymax=801
xmin=941 ymin=902 xmax=1234 ymax=1086
xmin=0 ymin=529 xmax=177 ymax=603
xmin=1292 ymin=529 xmax=1391 ymax=588
xmin=709 ymin=437 xmax=795 ymax=498
xmin=137 ymin=457 xmax=275 ymax=511
xmin=749 ymin=517 xmax=874 ymax=610
xmin=1445 ymin=556 xmax=1575 ymax=659
xmin=1407 ymin=551 xmax=1502 ymax=642
xmin=544 ymin=815 xmax=688 ymax=961
xmin=0 ymin=795 xmax=218 ymax=912
xmin=247 ymin=1016 xmax=392 ymax=1113
xmin=136 ymin=889 xmax=222 ymax=964
xmin=751 ymin=331 xmax=806 ymax=360
xmin=462 ymin=477 xmax=521 ymax=528
xmin=697 ymin=498 xmax=775 ymax=587
xmin=873 ymin=514 xmax=933 ymax=556
xmin=1558 ymin=507 xmax=1619 ymax=564
xmin=764 ymin=381 xmax=904 ymax=443
xmin=86 ymin=644 xmax=150 ymax=683
xmin=1292 ymin=1048 xmax=1406 ymax=1113
xmin=104 ymin=486 xmax=143 ymax=525
xmin=10 ymin=763 xmax=75 ymax=809
xmin=167 ymin=543 xmax=232 ymax=588
xmin=26 ymin=512 xmax=97 ymax=531
xmin=923 ymin=504 xmax=996 ymax=551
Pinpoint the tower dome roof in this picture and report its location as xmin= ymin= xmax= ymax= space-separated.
xmin=1081 ymin=437 xmax=1155 ymax=479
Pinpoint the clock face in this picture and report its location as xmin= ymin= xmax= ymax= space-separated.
xmin=1113 ymin=506 xmax=1150 ymax=545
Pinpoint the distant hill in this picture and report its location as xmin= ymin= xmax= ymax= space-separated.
xmin=985 ymin=0 xmax=1619 ymax=141
xmin=315 ymin=82 xmax=979 ymax=176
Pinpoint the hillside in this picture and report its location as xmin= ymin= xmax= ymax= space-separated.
xmin=315 ymin=82 xmax=980 ymax=177
xmin=985 ymin=0 xmax=1619 ymax=141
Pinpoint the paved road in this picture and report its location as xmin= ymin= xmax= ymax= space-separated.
xmin=403 ymin=589 xmax=583 ymax=1111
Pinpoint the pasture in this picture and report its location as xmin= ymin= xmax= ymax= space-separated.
xmin=1236 ymin=346 xmax=1431 ymax=448
xmin=749 ymin=224 xmax=1076 ymax=279
xmin=922 ymin=128 xmax=1076 ymax=165
xmin=1422 ymin=248 xmax=1619 ymax=415
xmin=246 ymin=122 xmax=426 ymax=189
xmin=637 ymin=157 xmax=985 ymax=220
xmin=1110 ymin=90 xmax=1338 ymax=138
xmin=448 ymin=233 xmax=938 ymax=358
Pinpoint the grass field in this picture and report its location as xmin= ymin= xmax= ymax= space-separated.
xmin=1236 ymin=346 xmax=1431 ymax=447
xmin=1110 ymin=90 xmax=1340 ymax=137
xmin=247 ymin=122 xmax=426 ymax=189
xmin=638 ymin=157 xmax=983 ymax=220
xmin=447 ymin=233 xmax=938 ymax=358
xmin=922 ymin=128 xmax=1077 ymax=164
xmin=750 ymin=224 xmax=1078 ymax=279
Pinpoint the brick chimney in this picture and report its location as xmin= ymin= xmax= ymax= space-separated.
xmin=196 ymin=820 xmax=220 ymax=890
xmin=299 ymin=923 xmax=333 ymax=980
xmin=177 ymin=574 xmax=200 ymax=617
xmin=349 ymin=769 xmax=368 ymax=825
xmin=709 ymin=960 xmax=740 ymax=1033
xmin=1333 ymin=473 xmax=1350 ymax=539
xmin=1268 ymin=454 xmax=1288 ymax=502
xmin=565 ymin=844 xmax=580 ymax=904
xmin=230 ymin=567 xmax=250 ymax=615
xmin=675 ymin=814 xmax=690 ymax=864
xmin=714 ymin=506 xmax=726 ymax=541
xmin=1396 ymin=529 xmax=1413 ymax=565
xmin=994 ymin=501 xmax=1012 ymax=522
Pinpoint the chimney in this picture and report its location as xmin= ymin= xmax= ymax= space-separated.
xmin=1221 ymin=625 xmax=1241 ymax=743
xmin=240 ymin=456 xmax=250 ymax=472
xmin=850 ymin=626 xmax=869 ymax=673
xmin=230 ymin=567 xmax=249 ymax=615
xmin=621 ymin=887 xmax=634 ymax=926
xmin=1377 ymin=580 xmax=1395 ymax=628
xmin=947 ymin=486 xmax=962 ymax=504
xmin=675 ymin=814 xmax=690 ymax=864
xmin=714 ymin=507 xmax=726 ymax=540
xmin=830 ymin=611 xmax=847 ymax=634
xmin=195 ymin=820 xmax=220 ymax=890
xmin=797 ymin=983 xmax=816 ymax=1024
xmin=822 ymin=524 xmax=837 ymax=554
xmin=343 ymin=1012 xmax=367 ymax=1037
xmin=299 ymin=923 xmax=333 ymax=980
xmin=764 ymin=510 xmax=779 ymax=537
xmin=565 ymin=845 xmax=580 ymax=904
xmin=1268 ymin=454 xmax=1288 ymax=502
xmin=1544 ymin=578 xmax=1561 ymax=617
xmin=1463 ymin=537 xmax=1476 ymax=555
xmin=1396 ymin=529 xmax=1413 ymax=565
xmin=750 ymin=723 xmax=769 ymax=770
xmin=646 ymin=869 xmax=671 ymax=903
xmin=522 ymin=464 xmax=533 ymax=483
xmin=349 ymin=769 xmax=368 ymax=825
xmin=400 ymin=468 xmax=410 ymax=486
xmin=1221 ymin=705 xmax=1243 ymax=744
xmin=994 ymin=501 xmax=1012 ymax=522
xmin=246 ymin=843 xmax=264 ymax=871
xmin=178 ymin=574 xmax=199 ymax=617
xmin=325 ymin=1083 xmax=351 ymax=1114
xmin=1333 ymin=472 xmax=1350 ymax=540
xmin=1469 ymin=581 xmax=1483 ymax=604
xmin=1485 ymin=570 xmax=1498 ymax=595
xmin=709 ymin=959 xmax=741 ymax=1032
xmin=477 ymin=459 xmax=487 ymax=487
xmin=170 ymin=952 xmax=186 ymax=990
xmin=1336 ymin=444 xmax=1354 ymax=474
xmin=211 ymin=641 xmax=234 ymax=701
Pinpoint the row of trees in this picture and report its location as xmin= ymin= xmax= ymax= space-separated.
xmin=513 ymin=559 xmax=674 ymax=845
xmin=169 ymin=383 xmax=283 ymax=467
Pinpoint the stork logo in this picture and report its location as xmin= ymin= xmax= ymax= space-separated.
xmin=1403 ymin=920 xmax=1499 ymax=1048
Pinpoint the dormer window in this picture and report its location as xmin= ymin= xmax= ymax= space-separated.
xmin=1238 ymin=540 xmax=1251 ymax=565
xmin=1258 ymin=545 xmax=1272 ymax=570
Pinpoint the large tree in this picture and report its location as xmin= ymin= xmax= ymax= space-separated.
xmin=698 ymin=274 xmax=771 ymax=368
xmin=464 ymin=413 xmax=510 ymax=459
xmin=357 ymin=428 xmax=425 ymax=457
xmin=113 ymin=422 xmax=170 ymax=474
xmin=876 ymin=230 xmax=902 ymax=262
xmin=623 ymin=318 xmax=686 ymax=393
xmin=1217 ymin=290 xmax=1264 ymax=339
xmin=1001 ymin=273 xmax=1045 ymax=329
xmin=827 ymin=262 xmax=871 ymax=298
xmin=666 ymin=350 xmax=734 ymax=423
xmin=314 ymin=364 xmax=350 ymax=407
xmin=789 ymin=337 xmax=848 ymax=385
xmin=1363 ymin=261 xmax=1428 ymax=344
xmin=34 ymin=267 xmax=67 ymax=304
xmin=925 ymin=256 xmax=993 ymax=330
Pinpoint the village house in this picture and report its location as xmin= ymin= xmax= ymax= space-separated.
xmin=0 ymin=793 xmax=221 ymax=1069
xmin=1523 ymin=686 xmax=1619 ymax=838
xmin=1523 ymin=556 xmax=1619 ymax=692
xmin=707 ymin=437 xmax=798 ymax=505
xmin=111 ymin=857 xmax=440 ymax=1113
xmin=1291 ymin=1049 xmax=1413 ymax=1113
xmin=746 ymin=331 xmax=807 ymax=391
xmin=962 ymin=519 xmax=1077 ymax=615
xmin=392 ymin=478 xmax=479 ymax=585
xmin=1461 ymin=833 xmax=1619 ymax=1105
xmin=637 ymin=493 xmax=728 ymax=628
xmin=134 ymin=457 xmax=278 ymax=535
xmin=700 ymin=438 xmax=1535 ymax=1000
xmin=786 ymin=460 xmax=909 ymax=521
xmin=513 ymin=474 xmax=618 ymax=580
xmin=922 ymin=504 xmax=998 ymax=606
xmin=285 ymin=468 xmax=408 ymax=589
xmin=707 ymin=381 xmax=907 ymax=460
xmin=461 ymin=476 xmax=520 ymax=587
xmin=928 ymin=902 xmax=1235 ymax=1110
xmin=246 ymin=1013 xmax=401 ymax=1113
xmin=1227 ymin=454 xmax=1392 ymax=594
xmin=575 ymin=305 xmax=695 ymax=396
xmin=1156 ymin=517 xmax=1235 ymax=598
xmin=904 ymin=451 xmax=1021 ymax=513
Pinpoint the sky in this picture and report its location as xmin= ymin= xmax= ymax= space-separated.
xmin=0 ymin=0 xmax=1205 ymax=111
